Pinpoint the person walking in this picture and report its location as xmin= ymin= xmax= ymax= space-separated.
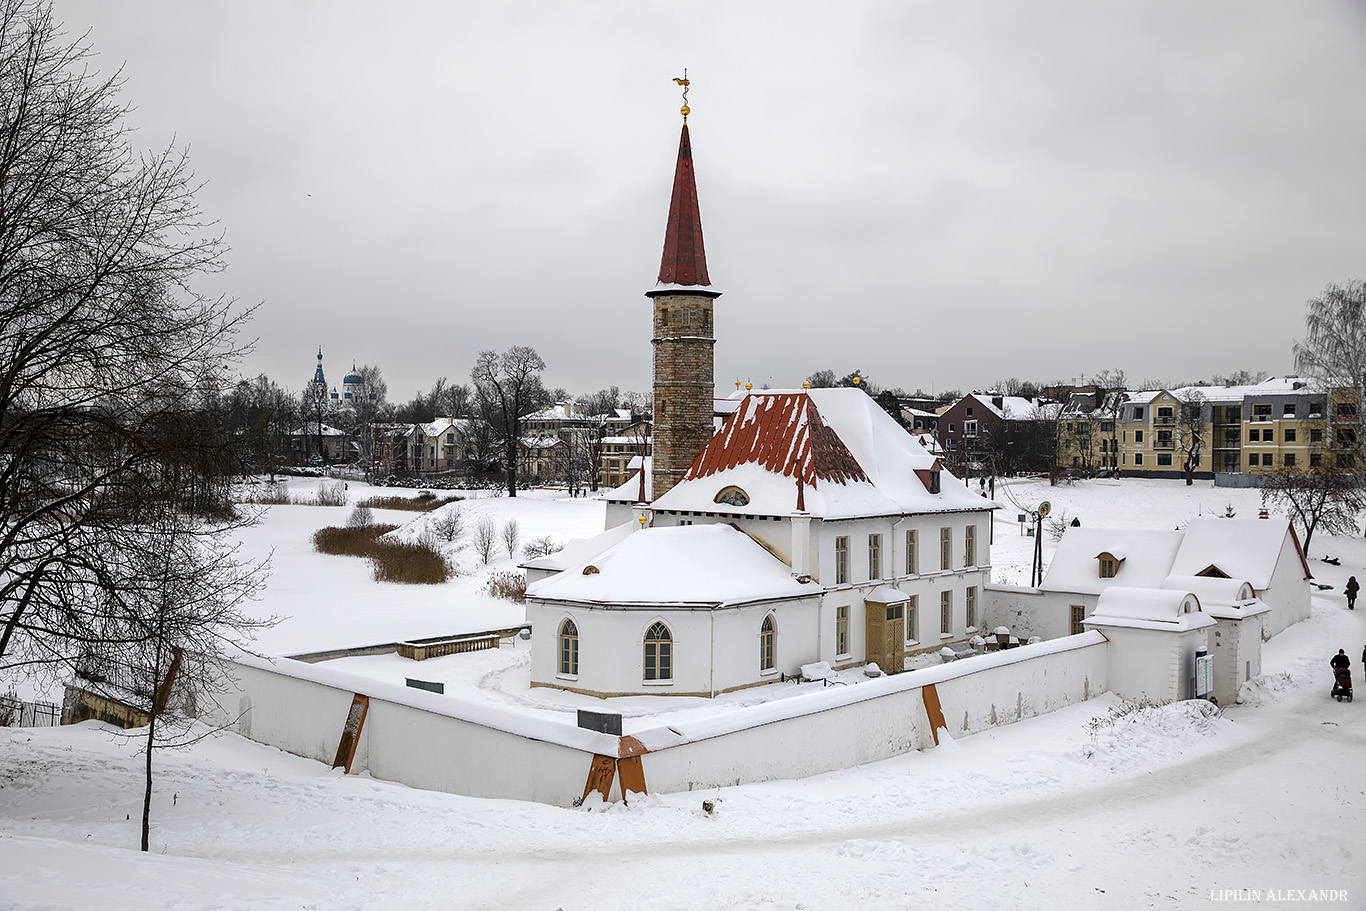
xmin=1347 ymin=575 xmax=1360 ymax=610
xmin=1332 ymin=649 xmax=1350 ymax=671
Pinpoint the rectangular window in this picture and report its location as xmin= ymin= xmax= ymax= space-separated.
xmin=1071 ymin=605 xmax=1085 ymax=636
xmin=940 ymin=590 xmax=952 ymax=635
xmin=1101 ymin=421 xmax=1114 ymax=432
xmin=1248 ymin=429 xmax=1260 ymax=442
xmin=964 ymin=525 xmax=976 ymax=567
xmin=1284 ymin=453 xmax=1296 ymax=467
xmin=1284 ymin=403 xmax=1296 ymax=416
xmin=906 ymin=529 xmax=918 ymax=575
xmin=906 ymin=596 xmax=918 ymax=643
xmin=1311 ymin=428 xmax=1323 ymax=443
xmin=1340 ymin=428 xmax=1358 ymax=445
xmin=1134 ymin=429 xmax=1144 ymax=443
xmin=1254 ymin=403 xmax=1272 ymax=421
xmin=1311 ymin=452 xmax=1323 ymax=467
xmin=1338 ymin=402 xmax=1358 ymax=417
xmin=1284 ymin=428 xmax=1296 ymax=443
xmin=1311 ymin=401 xmax=1324 ymax=416
xmin=1157 ymin=453 xmax=1173 ymax=467
xmin=940 ymin=527 xmax=951 ymax=570
xmin=1156 ymin=406 xmax=1173 ymax=422
xmin=868 ymin=534 xmax=881 ymax=580
xmin=835 ymin=536 xmax=849 ymax=584
xmin=1134 ymin=452 xmax=1144 ymax=465
xmin=1249 ymin=453 xmax=1259 ymax=468
xmin=836 ymin=604 xmax=849 ymax=656
xmin=1100 ymin=557 xmax=1117 ymax=578
xmin=964 ymin=420 xmax=978 ymax=438
xmin=965 ymin=586 xmax=977 ymax=629
xmin=1133 ymin=406 xmax=1144 ymax=420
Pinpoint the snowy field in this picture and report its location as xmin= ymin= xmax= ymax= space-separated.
xmin=1 ymin=475 xmax=1364 ymax=909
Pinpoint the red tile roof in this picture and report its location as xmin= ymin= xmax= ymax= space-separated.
xmin=657 ymin=124 xmax=711 ymax=286
xmin=682 ymin=393 xmax=868 ymax=489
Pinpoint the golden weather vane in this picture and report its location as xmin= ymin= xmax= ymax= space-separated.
xmin=673 ymin=68 xmax=690 ymax=123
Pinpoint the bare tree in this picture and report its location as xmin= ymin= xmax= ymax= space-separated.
xmin=474 ymin=517 xmax=498 ymax=564
xmin=429 ymin=507 xmax=465 ymax=543
xmin=471 ymin=346 xmax=548 ymax=497
xmin=0 ymin=0 xmax=257 ymax=681
xmin=1177 ymin=390 xmax=1207 ymax=486
xmin=1261 ymin=463 xmax=1366 ymax=551
xmin=501 ymin=519 xmax=521 ymax=558
xmin=1295 ymin=280 xmax=1366 ymax=468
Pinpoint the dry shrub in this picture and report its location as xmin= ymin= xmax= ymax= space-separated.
xmin=356 ymin=493 xmax=461 ymax=513
xmin=312 ymin=524 xmax=399 ymax=556
xmin=346 ymin=505 xmax=375 ymax=528
xmin=241 ymin=481 xmax=290 ymax=505
xmin=371 ymin=540 xmax=451 ymax=584
xmin=484 ymin=570 xmax=526 ymax=602
xmin=522 ymin=535 xmax=561 ymax=559
xmin=315 ymin=480 xmax=347 ymax=506
xmin=313 ymin=524 xmax=449 ymax=583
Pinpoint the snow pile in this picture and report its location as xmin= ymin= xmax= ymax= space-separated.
xmin=1235 ymin=671 xmax=1295 ymax=706
xmin=1075 ymin=698 xmax=1224 ymax=771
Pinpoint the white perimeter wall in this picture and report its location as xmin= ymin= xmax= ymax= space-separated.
xmin=984 ymin=584 xmax=1097 ymax=641
xmin=199 ymin=633 xmax=1108 ymax=806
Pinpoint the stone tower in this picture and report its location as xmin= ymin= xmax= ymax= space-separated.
xmin=648 ymin=121 xmax=721 ymax=499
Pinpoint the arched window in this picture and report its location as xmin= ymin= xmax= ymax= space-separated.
xmin=759 ymin=614 xmax=776 ymax=672
xmin=644 ymin=621 xmax=672 ymax=682
xmin=714 ymin=486 xmax=750 ymax=507
xmin=558 ymin=619 xmax=578 ymax=677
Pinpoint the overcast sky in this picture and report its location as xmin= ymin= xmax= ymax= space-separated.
xmin=52 ymin=0 xmax=1366 ymax=403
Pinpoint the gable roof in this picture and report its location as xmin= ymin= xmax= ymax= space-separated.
xmin=1169 ymin=517 xmax=1310 ymax=588
xmin=1041 ymin=528 xmax=1185 ymax=594
xmin=650 ymin=388 xmax=991 ymax=519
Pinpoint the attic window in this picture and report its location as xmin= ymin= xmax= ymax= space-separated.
xmin=1196 ymin=565 xmax=1230 ymax=579
xmin=582 ymin=565 xmax=600 ymax=575
xmin=714 ymin=486 xmax=750 ymax=507
xmin=1097 ymin=553 xmax=1120 ymax=579
xmin=928 ymin=471 xmax=940 ymax=494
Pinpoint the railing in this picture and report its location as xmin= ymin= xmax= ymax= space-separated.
xmin=1154 ymin=439 xmax=1176 ymax=449
xmin=1154 ymin=416 xmax=1175 ymax=425
xmin=398 ymin=633 xmax=499 ymax=661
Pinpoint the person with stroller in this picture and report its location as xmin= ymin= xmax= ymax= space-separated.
xmin=1346 ymin=575 xmax=1359 ymax=610
xmin=1331 ymin=649 xmax=1353 ymax=701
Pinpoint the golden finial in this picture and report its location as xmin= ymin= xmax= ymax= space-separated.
xmin=802 ymin=381 xmax=811 ymax=389
xmin=734 ymin=379 xmax=742 ymax=389
xmin=852 ymin=376 xmax=861 ymax=385
xmin=745 ymin=379 xmax=753 ymax=391
xmin=673 ymin=69 xmax=690 ymax=123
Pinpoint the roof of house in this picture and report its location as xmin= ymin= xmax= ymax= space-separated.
xmin=1169 ymin=517 xmax=1310 ymax=588
xmin=1040 ymin=517 xmax=1309 ymax=597
xmin=649 ymin=388 xmax=992 ymax=519
xmin=1085 ymin=588 xmax=1216 ymax=632
xmin=1041 ymin=528 xmax=1185 ymax=595
xmin=520 ymin=521 xmax=638 ymax=574
xmin=525 ymin=523 xmax=816 ymax=607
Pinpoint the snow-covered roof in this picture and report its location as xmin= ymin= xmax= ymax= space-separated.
xmin=865 ymin=586 xmax=911 ymax=604
xmin=976 ymin=394 xmax=1051 ymax=420
xmin=1041 ymin=528 xmax=1184 ymax=595
xmin=290 ymin=422 xmax=347 ymax=437
xmin=417 ymin=418 xmax=475 ymax=439
xmin=1085 ymin=588 xmax=1215 ymax=632
xmin=519 ymin=522 xmax=637 ymax=574
xmin=526 ymin=524 xmax=816 ymax=607
xmin=1160 ymin=575 xmax=1271 ymax=620
xmin=1169 ymin=517 xmax=1308 ymax=588
xmin=651 ymin=388 xmax=991 ymax=519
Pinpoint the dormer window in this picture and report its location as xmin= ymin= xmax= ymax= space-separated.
xmin=1196 ymin=564 xmax=1230 ymax=579
xmin=1096 ymin=551 xmax=1122 ymax=579
xmin=714 ymin=486 xmax=750 ymax=507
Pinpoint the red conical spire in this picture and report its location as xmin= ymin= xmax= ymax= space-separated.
xmin=657 ymin=124 xmax=711 ymax=286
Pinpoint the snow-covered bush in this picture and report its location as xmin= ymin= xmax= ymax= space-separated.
xmin=428 ymin=508 xmax=465 ymax=543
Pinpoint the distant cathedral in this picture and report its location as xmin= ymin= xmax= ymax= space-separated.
xmin=307 ymin=348 xmax=372 ymax=406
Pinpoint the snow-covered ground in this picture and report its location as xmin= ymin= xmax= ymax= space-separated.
xmin=2 ymin=475 xmax=1364 ymax=909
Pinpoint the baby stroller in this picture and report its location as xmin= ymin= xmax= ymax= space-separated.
xmin=1332 ymin=667 xmax=1353 ymax=702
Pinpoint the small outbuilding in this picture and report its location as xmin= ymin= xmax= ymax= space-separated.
xmin=1083 ymin=588 xmax=1215 ymax=703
